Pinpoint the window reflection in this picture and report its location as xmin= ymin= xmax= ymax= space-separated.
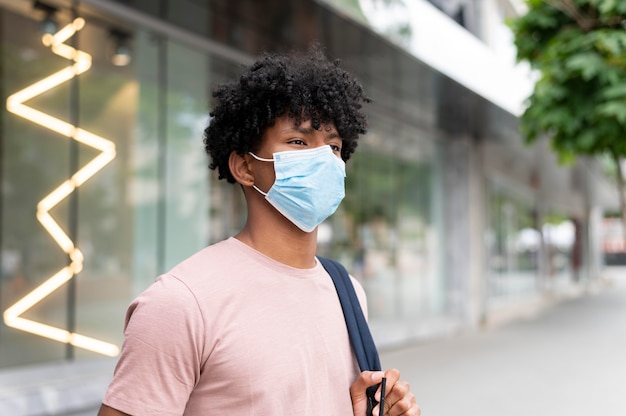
xmin=486 ymin=184 xmax=539 ymax=299
xmin=542 ymin=213 xmax=577 ymax=291
xmin=320 ymin=124 xmax=444 ymax=325
xmin=486 ymin=181 xmax=582 ymax=301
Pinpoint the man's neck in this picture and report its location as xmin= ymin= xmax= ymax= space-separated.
xmin=235 ymin=222 xmax=318 ymax=269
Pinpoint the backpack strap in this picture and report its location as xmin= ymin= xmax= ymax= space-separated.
xmin=318 ymin=256 xmax=381 ymax=415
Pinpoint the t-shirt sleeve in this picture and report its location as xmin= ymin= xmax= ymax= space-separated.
xmin=102 ymin=274 xmax=205 ymax=416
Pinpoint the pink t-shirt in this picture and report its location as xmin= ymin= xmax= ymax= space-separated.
xmin=103 ymin=237 xmax=367 ymax=415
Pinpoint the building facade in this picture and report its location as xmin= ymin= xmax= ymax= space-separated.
xmin=0 ymin=0 xmax=615 ymax=413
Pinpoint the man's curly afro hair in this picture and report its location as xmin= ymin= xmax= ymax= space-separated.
xmin=203 ymin=43 xmax=370 ymax=183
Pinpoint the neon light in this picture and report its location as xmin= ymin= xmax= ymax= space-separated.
xmin=4 ymin=18 xmax=119 ymax=357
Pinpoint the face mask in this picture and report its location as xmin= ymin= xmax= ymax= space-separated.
xmin=249 ymin=145 xmax=346 ymax=233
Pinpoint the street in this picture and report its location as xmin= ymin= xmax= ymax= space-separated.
xmin=380 ymin=267 xmax=626 ymax=416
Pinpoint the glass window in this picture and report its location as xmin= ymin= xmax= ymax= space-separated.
xmin=0 ymin=0 xmax=450 ymax=368
xmin=162 ymin=40 xmax=210 ymax=272
xmin=72 ymin=20 xmax=141 ymax=358
xmin=319 ymin=115 xmax=445 ymax=329
xmin=2 ymin=9 xmax=76 ymax=366
xmin=0 ymin=5 xmax=245 ymax=367
xmin=485 ymin=181 xmax=539 ymax=300
xmin=542 ymin=212 xmax=577 ymax=291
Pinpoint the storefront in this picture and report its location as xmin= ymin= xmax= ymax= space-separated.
xmin=0 ymin=0 xmax=451 ymax=372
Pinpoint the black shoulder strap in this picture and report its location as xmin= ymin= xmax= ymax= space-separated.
xmin=318 ymin=256 xmax=381 ymax=372
xmin=319 ymin=257 xmax=381 ymax=415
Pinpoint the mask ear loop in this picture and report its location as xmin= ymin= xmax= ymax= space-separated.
xmin=248 ymin=152 xmax=274 ymax=162
xmin=252 ymin=185 xmax=268 ymax=196
xmin=248 ymin=152 xmax=273 ymax=196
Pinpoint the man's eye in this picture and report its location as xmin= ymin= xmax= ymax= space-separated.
xmin=330 ymin=144 xmax=341 ymax=152
xmin=289 ymin=139 xmax=306 ymax=146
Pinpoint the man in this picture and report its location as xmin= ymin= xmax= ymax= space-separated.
xmin=98 ymin=44 xmax=420 ymax=416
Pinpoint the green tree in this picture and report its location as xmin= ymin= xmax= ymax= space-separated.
xmin=509 ymin=0 xmax=626 ymax=240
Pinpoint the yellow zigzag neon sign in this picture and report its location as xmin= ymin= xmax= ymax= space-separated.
xmin=4 ymin=18 xmax=119 ymax=357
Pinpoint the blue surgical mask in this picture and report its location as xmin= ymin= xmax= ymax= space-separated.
xmin=249 ymin=145 xmax=346 ymax=233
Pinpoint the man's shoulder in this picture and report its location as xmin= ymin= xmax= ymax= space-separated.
xmin=169 ymin=237 xmax=239 ymax=277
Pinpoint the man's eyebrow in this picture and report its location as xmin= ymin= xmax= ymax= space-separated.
xmin=282 ymin=125 xmax=341 ymax=138
xmin=282 ymin=125 xmax=315 ymax=135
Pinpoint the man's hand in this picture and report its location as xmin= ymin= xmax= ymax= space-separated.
xmin=350 ymin=368 xmax=420 ymax=416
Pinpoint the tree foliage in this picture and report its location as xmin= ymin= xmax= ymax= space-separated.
xmin=509 ymin=0 xmax=626 ymax=235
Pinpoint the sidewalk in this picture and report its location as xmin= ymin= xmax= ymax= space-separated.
xmin=380 ymin=267 xmax=626 ymax=416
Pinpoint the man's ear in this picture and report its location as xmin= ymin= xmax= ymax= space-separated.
xmin=228 ymin=151 xmax=254 ymax=186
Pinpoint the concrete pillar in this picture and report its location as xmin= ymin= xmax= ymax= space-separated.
xmin=443 ymin=135 xmax=486 ymax=327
